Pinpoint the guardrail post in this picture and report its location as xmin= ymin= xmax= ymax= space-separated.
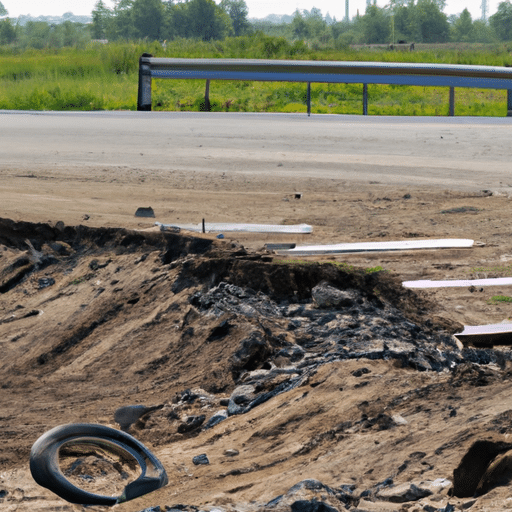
xmin=137 ymin=58 xmax=512 ymax=118
xmin=137 ymin=53 xmax=153 ymax=111
xmin=204 ymin=79 xmax=211 ymax=112
xmin=307 ymin=82 xmax=311 ymax=116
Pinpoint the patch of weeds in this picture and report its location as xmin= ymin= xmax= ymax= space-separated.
xmin=271 ymin=259 xmax=317 ymax=266
xmin=364 ymin=265 xmax=386 ymax=274
xmin=70 ymin=273 xmax=95 ymax=285
xmin=440 ymin=206 xmax=479 ymax=214
xmin=317 ymin=261 xmax=386 ymax=274
xmin=487 ymin=295 xmax=512 ymax=305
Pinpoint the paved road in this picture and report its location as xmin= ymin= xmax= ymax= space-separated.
xmin=1 ymin=111 xmax=511 ymax=191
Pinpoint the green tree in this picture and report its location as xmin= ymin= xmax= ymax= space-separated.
xmin=361 ymin=5 xmax=389 ymax=43
xmin=331 ymin=19 xmax=350 ymax=40
xmin=0 ymin=1 xmax=7 ymax=16
xmin=163 ymin=1 xmax=191 ymax=39
xmin=0 ymin=18 xmax=15 ymax=43
xmin=91 ymin=0 xmax=111 ymax=39
xmin=304 ymin=7 xmax=328 ymax=38
xmin=291 ymin=10 xmax=309 ymax=39
xmin=453 ymin=8 xmax=474 ymax=41
xmin=132 ymin=0 xmax=164 ymax=39
xmin=490 ymin=1 xmax=512 ymax=40
xmin=59 ymin=20 xmax=89 ymax=47
xmin=109 ymin=0 xmax=135 ymax=39
xmin=21 ymin=22 xmax=52 ymax=49
xmin=472 ymin=19 xmax=497 ymax=42
xmin=391 ymin=3 xmax=413 ymax=41
xmin=187 ymin=0 xmax=232 ymax=40
xmin=412 ymin=0 xmax=449 ymax=42
xmin=220 ymin=0 xmax=250 ymax=36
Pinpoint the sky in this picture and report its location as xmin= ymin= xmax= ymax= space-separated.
xmin=1 ymin=0 xmax=501 ymax=23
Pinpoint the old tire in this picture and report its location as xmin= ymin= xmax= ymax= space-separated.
xmin=30 ymin=423 xmax=168 ymax=506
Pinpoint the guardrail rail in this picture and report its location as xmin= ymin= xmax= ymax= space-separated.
xmin=137 ymin=54 xmax=512 ymax=116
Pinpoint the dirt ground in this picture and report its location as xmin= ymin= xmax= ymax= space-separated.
xmin=3 ymin=165 xmax=512 ymax=325
xmin=3 ymin=165 xmax=512 ymax=512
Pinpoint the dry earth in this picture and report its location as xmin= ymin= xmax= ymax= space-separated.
xmin=3 ymin=166 xmax=512 ymax=512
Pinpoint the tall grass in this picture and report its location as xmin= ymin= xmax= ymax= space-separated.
xmin=0 ymin=38 xmax=510 ymax=114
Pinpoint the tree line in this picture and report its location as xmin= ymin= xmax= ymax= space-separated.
xmin=91 ymin=0 xmax=252 ymax=41
xmin=2 ymin=0 xmax=512 ymax=48
xmin=257 ymin=1 xmax=512 ymax=45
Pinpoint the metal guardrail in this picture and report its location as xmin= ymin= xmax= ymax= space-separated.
xmin=137 ymin=54 xmax=512 ymax=116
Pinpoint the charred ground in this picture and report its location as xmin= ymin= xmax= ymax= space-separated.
xmin=2 ymin=217 xmax=512 ymax=512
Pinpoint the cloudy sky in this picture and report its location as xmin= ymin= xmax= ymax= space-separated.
xmin=2 ymin=0 xmax=499 ymax=22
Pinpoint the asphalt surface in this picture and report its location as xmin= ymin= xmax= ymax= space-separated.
xmin=1 ymin=111 xmax=511 ymax=191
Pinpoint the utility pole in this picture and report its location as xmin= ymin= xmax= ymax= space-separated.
xmin=481 ymin=0 xmax=488 ymax=21
xmin=390 ymin=0 xmax=396 ymax=45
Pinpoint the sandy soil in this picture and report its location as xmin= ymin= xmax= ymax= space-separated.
xmin=3 ymin=165 xmax=512 ymax=326
xmin=2 ymin=165 xmax=512 ymax=512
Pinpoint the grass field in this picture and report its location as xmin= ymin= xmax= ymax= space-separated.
xmin=0 ymin=37 xmax=510 ymax=115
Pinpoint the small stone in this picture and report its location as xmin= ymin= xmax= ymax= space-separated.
xmin=192 ymin=454 xmax=209 ymax=465
xmin=54 ymin=220 xmax=65 ymax=231
xmin=224 ymin=449 xmax=239 ymax=457
xmin=290 ymin=500 xmax=338 ymax=512
xmin=420 ymin=478 xmax=452 ymax=494
xmin=38 ymin=277 xmax=55 ymax=289
xmin=179 ymin=389 xmax=199 ymax=403
xmin=178 ymin=415 xmax=205 ymax=433
xmin=377 ymin=482 xmax=432 ymax=503
xmin=114 ymin=404 xmax=153 ymax=431
xmin=229 ymin=331 xmax=271 ymax=381
xmin=352 ymin=367 xmax=371 ymax=377
xmin=287 ymin=479 xmax=335 ymax=494
xmin=312 ymin=282 xmax=360 ymax=309
xmin=49 ymin=241 xmax=73 ymax=255
xmin=203 ymin=409 xmax=228 ymax=429
xmin=392 ymin=414 xmax=408 ymax=425
xmin=134 ymin=207 xmax=155 ymax=218
xmin=270 ymin=479 xmax=351 ymax=511
xmin=227 ymin=384 xmax=256 ymax=416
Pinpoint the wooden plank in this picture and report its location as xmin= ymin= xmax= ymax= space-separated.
xmin=277 ymin=239 xmax=473 ymax=256
xmin=455 ymin=323 xmax=512 ymax=347
xmin=403 ymin=277 xmax=512 ymax=289
xmin=156 ymin=222 xmax=312 ymax=234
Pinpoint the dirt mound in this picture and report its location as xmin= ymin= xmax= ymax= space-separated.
xmin=2 ymin=219 xmax=512 ymax=512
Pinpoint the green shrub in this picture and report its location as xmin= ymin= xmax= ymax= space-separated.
xmin=0 ymin=40 xmax=511 ymax=114
xmin=488 ymin=295 xmax=512 ymax=304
